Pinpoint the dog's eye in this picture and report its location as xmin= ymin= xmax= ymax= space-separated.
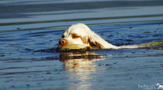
xmin=62 ymin=35 xmax=65 ymax=38
xmin=72 ymin=33 xmax=80 ymax=38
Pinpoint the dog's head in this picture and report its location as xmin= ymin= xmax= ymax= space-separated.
xmin=57 ymin=23 xmax=111 ymax=49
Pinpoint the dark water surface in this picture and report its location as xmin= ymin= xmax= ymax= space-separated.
xmin=0 ymin=0 xmax=163 ymax=90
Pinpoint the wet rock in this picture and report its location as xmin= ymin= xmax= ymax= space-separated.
xmin=132 ymin=50 xmax=135 ymax=53
xmin=143 ymin=31 xmax=151 ymax=34
xmin=108 ymin=35 xmax=113 ymax=37
xmin=46 ymin=72 xmax=51 ymax=74
xmin=1 ymin=54 xmax=5 ymax=57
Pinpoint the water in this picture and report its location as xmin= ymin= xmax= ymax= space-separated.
xmin=0 ymin=0 xmax=163 ymax=90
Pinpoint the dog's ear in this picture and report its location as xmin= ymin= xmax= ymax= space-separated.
xmin=88 ymin=31 xmax=105 ymax=48
xmin=88 ymin=31 xmax=118 ymax=49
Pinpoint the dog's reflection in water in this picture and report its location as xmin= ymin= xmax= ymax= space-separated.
xmin=60 ymin=52 xmax=111 ymax=71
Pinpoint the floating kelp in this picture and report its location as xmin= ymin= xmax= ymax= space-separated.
xmin=34 ymin=46 xmax=113 ymax=53
xmin=34 ymin=40 xmax=163 ymax=53
xmin=138 ymin=40 xmax=163 ymax=49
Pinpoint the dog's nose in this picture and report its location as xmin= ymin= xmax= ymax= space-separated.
xmin=57 ymin=39 xmax=68 ymax=49
xmin=59 ymin=39 xmax=68 ymax=46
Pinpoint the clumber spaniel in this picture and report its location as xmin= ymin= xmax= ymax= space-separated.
xmin=57 ymin=23 xmax=139 ymax=49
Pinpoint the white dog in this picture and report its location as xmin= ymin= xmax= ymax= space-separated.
xmin=57 ymin=23 xmax=142 ymax=49
xmin=156 ymin=83 xmax=163 ymax=89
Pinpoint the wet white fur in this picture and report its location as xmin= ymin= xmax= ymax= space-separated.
xmin=62 ymin=23 xmax=140 ymax=49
